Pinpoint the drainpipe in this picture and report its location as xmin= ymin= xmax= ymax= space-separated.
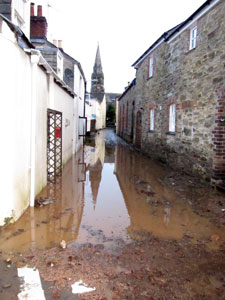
xmin=29 ymin=50 xmax=40 ymax=207
xmin=84 ymin=80 xmax=87 ymax=136
xmin=25 ymin=49 xmax=54 ymax=206
xmin=84 ymin=80 xmax=87 ymax=118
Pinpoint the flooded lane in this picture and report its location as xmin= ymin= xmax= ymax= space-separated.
xmin=0 ymin=129 xmax=225 ymax=255
xmin=1 ymin=129 xmax=225 ymax=299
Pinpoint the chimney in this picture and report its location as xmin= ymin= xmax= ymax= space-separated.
xmin=30 ymin=4 xmax=48 ymax=39
xmin=53 ymin=39 xmax=58 ymax=47
xmin=30 ymin=2 xmax=35 ymax=17
xmin=58 ymin=40 xmax=63 ymax=49
xmin=37 ymin=5 xmax=42 ymax=17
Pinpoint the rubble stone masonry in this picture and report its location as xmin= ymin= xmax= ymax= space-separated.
xmin=118 ymin=0 xmax=225 ymax=183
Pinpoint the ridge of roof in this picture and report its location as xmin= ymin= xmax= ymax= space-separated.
xmin=118 ymin=78 xmax=136 ymax=101
xmin=132 ymin=0 xmax=215 ymax=67
xmin=0 ymin=13 xmax=34 ymax=49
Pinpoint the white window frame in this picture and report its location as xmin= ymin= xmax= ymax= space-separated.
xmin=150 ymin=109 xmax=154 ymax=131
xmin=149 ymin=56 xmax=154 ymax=78
xmin=189 ymin=26 xmax=197 ymax=50
xmin=169 ymin=104 xmax=176 ymax=132
xmin=57 ymin=51 xmax=63 ymax=79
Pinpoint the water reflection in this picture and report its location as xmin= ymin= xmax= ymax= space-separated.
xmin=75 ymin=131 xmax=130 ymax=246
xmin=0 ymin=129 xmax=224 ymax=254
xmin=0 ymin=149 xmax=85 ymax=252
xmin=114 ymin=143 xmax=225 ymax=247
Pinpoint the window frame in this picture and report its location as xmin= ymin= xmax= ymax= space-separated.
xmin=150 ymin=108 xmax=155 ymax=131
xmin=149 ymin=55 xmax=154 ymax=78
xmin=169 ymin=104 xmax=176 ymax=133
xmin=189 ymin=26 xmax=197 ymax=50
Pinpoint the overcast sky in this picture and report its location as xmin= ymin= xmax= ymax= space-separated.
xmin=33 ymin=0 xmax=206 ymax=93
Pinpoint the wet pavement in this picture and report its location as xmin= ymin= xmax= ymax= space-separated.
xmin=0 ymin=128 xmax=225 ymax=299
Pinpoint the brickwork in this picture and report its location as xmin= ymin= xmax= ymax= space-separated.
xmin=30 ymin=16 xmax=47 ymax=39
xmin=118 ymin=0 xmax=225 ymax=183
xmin=212 ymin=86 xmax=225 ymax=183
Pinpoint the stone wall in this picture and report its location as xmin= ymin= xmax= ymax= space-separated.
xmin=118 ymin=0 xmax=225 ymax=183
xmin=117 ymin=80 xmax=136 ymax=143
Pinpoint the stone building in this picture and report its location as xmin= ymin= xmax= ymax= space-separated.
xmin=117 ymin=0 xmax=225 ymax=185
xmin=116 ymin=79 xmax=136 ymax=143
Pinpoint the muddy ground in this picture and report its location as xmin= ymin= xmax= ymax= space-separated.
xmin=1 ymin=170 xmax=225 ymax=300
xmin=0 ymin=130 xmax=225 ymax=299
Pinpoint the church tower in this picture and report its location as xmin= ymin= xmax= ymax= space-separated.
xmin=91 ymin=44 xmax=105 ymax=94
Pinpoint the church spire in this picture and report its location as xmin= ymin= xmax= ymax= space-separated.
xmin=91 ymin=44 xmax=104 ymax=93
xmin=94 ymin=44 xmax=102 ymax=73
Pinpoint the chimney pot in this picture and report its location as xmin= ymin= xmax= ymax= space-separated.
xmin=53 ymin=39 xmax=58 ymax=46
xmin=58 ymin=40 xmax=63 ymax=49
xmin=37 ymin=5 xmax=42 ymax=17
xmin=30 ymin=3 xmax=35 ymax=17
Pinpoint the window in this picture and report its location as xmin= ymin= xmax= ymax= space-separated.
xmin=57 ymin=51 xmax=63 ymax=79
xmin=149 ymin=56 xmax=154 ymax=78
xmin=14 ymin=0 xmax=25 ymax=19
xmin=189 ymin=26 xmax=197 ymax=50
xmin=169 ymin=104 xmax=176 ymax=132
xmin=150 ymin=109 xmax=154 ymax=131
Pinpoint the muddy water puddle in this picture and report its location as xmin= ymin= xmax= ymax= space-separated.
xmin=0 ymin=129 xmax=225 ymax=255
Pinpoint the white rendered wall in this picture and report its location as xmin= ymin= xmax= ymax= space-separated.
xmin=48 ymin=83 xmax=74 ymax=165
xmin=0 ymin=18 xmax=80 ymax=225
xmin=0 ymin=21 xmax=32 ymax=224
xmin=11 ymin=0 xmax=31 ymax=37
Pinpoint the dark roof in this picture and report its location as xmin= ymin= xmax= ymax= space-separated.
xmin=59 ymin=48 xmax=86 ymax=83
xmin=0 ymin=13 xmax=34 ymax=49
xmin=118 ymin=78 xmax=136 ymax=101
xmin=31 ymin=38 xmax=57 ymax=49
xmin=106 ymin=93 xmax=121 ymax=102
xmin=31 ymin=38 xmax=86 ymax=82
xmin=90 ymin=92 xmax=105 ymax=102
xmin=132 ymin=0 xmax=214 ymax=67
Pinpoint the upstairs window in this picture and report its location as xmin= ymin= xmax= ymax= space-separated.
xmin=169 ymin=104 xmax=176 ymax=132
xmin=14 ymin=0 xmax=25 ymax=19
xmin=189 ymin=26 xmax=197 ymax=50
xmin=149 ymin=56 xmax=154 ymax=78
xmin=150 ymin=109 xmax=154 ymax=131
xmin=57 ymin=51 xmax=63 ymax=79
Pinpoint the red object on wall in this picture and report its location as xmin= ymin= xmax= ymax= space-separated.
xmin=55 ymin=126 xmax=61 ymax=138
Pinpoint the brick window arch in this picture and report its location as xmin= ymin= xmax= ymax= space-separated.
xmin=126 ymin=102 xmax=129 ymax=129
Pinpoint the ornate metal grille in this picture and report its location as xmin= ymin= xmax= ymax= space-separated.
xmin=47 ymin=109 xmax=62 ymax=183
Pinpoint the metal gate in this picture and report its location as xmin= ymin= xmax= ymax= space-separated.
xmin=47 ymin=109 xmax=62 ymax=183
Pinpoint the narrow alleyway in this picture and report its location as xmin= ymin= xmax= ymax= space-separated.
xmin=0 ymin=129 xmax=225 ymax=299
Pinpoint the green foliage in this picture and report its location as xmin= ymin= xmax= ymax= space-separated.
xmin=106 ymin=104 xmax=116 ymax=125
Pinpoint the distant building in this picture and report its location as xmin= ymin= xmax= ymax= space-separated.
xmin=117 ymin=0 xmax=225 ymax=186
xmin=106 ymin=93 xmax=121 ymax=105
xmin=86 ymin=45 xmax=106 ymax=132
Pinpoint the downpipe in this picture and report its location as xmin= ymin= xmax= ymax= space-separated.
xmin=25 ymin=49 xmax=40 ymax=207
